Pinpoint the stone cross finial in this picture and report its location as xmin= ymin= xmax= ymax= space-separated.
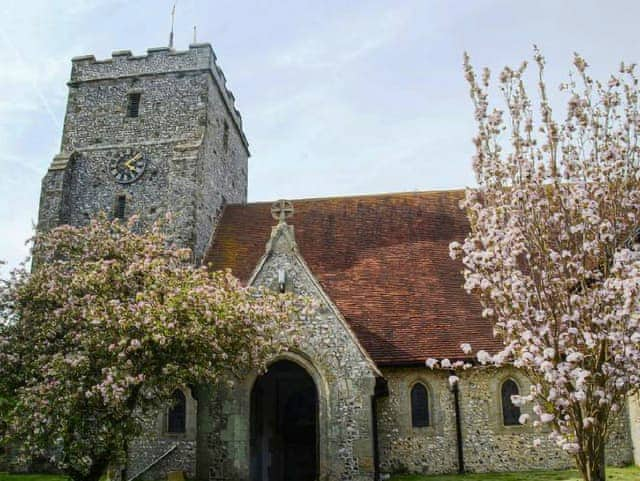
xmin=271 ymin=199 xmax=294 ymax=223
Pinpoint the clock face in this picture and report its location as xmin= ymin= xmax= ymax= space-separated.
xmin=110 ymin=151 xmax=147 ymax=184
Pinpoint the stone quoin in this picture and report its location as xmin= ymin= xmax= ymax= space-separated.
xmin=33 ymin=42 xmax=640 ymax=481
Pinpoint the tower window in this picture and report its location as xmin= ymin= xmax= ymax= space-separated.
xmin=223 ymin=119 xmax=230 ymax=151
xmin=127 ymin=92 xmax=141 ymax=117
xmin=411 ymin=383 xmax=430 ymax=427
xmin=114 ymin=195 xmax=126 ymax=219
xmin=501 ymin=379 xmax=521 ymax=426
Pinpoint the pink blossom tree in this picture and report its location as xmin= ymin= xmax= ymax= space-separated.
xmin=448 ymin=51 xmax=640 ymax=481
xmin=0 ymin=215 xmax=301 ymax=481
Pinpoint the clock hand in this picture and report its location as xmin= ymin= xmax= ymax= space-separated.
xmin=124 ymin=153 xmax=142 ymax=171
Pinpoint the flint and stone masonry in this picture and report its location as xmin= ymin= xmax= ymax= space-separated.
xmin=32 ymin=42 xmax=640 ymax=480
xmin=194 ymin=222 xmax=380 ymax=481
xmin=377 ymin=367 xmax=633 ymax=476
xmin=128 ymin=220 xmax=636 ymax=481
xmin=37 ymin=44 xmax=248 ymax=262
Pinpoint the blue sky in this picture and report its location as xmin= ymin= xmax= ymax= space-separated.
xmin=1 ymin=0 xmax=639 ymax=272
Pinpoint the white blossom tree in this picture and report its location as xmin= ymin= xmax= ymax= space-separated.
xmin=446 ymin=51 xmax=640 ymax=481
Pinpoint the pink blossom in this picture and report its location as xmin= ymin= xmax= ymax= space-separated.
xmin=0 ymin=214 xmax=303 ymax=478
xmin=540 ymin=413 xmax=555 ymax=423
xmin=563 ymin=443 xmax=581 ymax=454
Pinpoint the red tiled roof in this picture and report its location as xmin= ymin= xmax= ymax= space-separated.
xmin=203 ymin=190 xmax=503 ymax=366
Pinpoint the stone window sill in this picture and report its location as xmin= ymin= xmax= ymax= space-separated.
xmin=493 ymin=423 xmax=531 ymax=435
xmin=161 ymin=431 xmax=192 ymax=441
xmin=411 ymin=425 xmax=437 ymax=435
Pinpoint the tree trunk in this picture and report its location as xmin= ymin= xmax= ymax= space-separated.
xmin=578 ymin=445 xmax=606 ymax=481
xmin=583 ymin=464 xmax=606 ymax=481
xmin=592 ymin=449 xmax=606 ymax=481
xmin=68 ymin=458 xmax=109 ymax=481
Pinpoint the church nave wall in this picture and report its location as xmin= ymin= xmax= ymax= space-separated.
xmin=378 ymin=366 xmax=634 ymax=477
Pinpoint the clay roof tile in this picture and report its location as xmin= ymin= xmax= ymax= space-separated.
xmin=203 ymin=190 xmax=503 ymax=365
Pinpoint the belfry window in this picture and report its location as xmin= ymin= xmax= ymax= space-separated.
xmin=411 ymin=383 xmax=430 ymax=427
xmin=501 ymin=379 xmax=521 ymax=426
xmin=167 ymin=389 xmax=187 ymax=434
xmin=127 ymin=92 xmax=141 ymax=117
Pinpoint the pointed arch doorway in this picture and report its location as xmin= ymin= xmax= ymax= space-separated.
xmin=250 ymin=360 xmax=319 ymax=481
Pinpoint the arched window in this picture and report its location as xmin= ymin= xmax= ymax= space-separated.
xmin=411 ymin=383 xmax=430 ymax=427
xmin=501 ymin=379 xmax=521 ymax=426
xmin=168 ymin=389 xmax=187 ymax=433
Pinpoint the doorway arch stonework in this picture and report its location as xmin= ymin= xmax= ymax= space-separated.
xmin=249 ymin=355 xmax=325 ymax=481
xmin=196 ymin=350 xmax=338 ymax=481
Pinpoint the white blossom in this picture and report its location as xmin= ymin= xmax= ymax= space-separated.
xmin=476 ymin=350 xmax=492 ymax=364
xmin=457 ymin=51 xmax=640 ymax=481
xmin=425 ymin=358 xmax=438 ymax=369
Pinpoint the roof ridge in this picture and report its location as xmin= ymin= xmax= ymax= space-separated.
xmin=226 ymin=188 xmax=469 ymax=207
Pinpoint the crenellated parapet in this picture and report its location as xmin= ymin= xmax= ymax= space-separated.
xmin=69 ymin=43 xmax=246 ymax=148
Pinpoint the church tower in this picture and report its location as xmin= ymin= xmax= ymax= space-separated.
xmin=37 ymin=44 xmax=249 ymax=262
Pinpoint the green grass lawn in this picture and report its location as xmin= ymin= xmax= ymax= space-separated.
xmin=0 ymin=475 xmax=68 ymax=481
xmin=0 ymin=467 xmax=638 ymax=481
xmin=389 ymin=465 xmax=640 ymax=481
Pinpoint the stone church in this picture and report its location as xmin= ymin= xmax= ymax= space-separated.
xmin=36 ymin=43 xmax=640 ymax=481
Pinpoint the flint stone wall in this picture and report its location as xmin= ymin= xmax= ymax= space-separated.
xmin=378 ymin=366 xmax=634 ymax=476
xmin=127 ymin=437 xmax=196 ymax=481
xmin=37 ymin=44 xmax=247 ymax=262
xmin=195 ymin=224 xmax=379 ymax=481
xmin=126 ymin=387 xmax=198 ymax=481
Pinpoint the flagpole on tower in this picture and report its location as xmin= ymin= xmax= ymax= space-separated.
xmin=168 ymin=2 xmax=176 ymax=49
